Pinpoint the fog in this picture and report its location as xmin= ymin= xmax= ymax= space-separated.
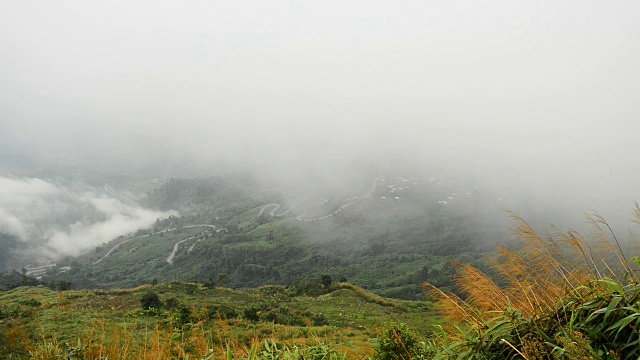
xmin=1 ymin=1 xmax=640 ymax=248
xmin=0 ymin=177 xmax=177 ymax=261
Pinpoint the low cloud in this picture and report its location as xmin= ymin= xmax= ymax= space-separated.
xmin=0 ymin=177 xmax=177 ymax=260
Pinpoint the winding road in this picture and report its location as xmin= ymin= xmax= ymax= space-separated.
xmin=255 ymin=199 xmax=306 ymax=219
xmin=93 ymin=234 xmax=149 ymax=264
xmin=257 ymin=203 xmax=281 ymax=217
xmin=93 ymin=224 xmax=215 ymax=265
xmin=24 ymin=263 xmax=57 ymax=277
xmin=167 ymin=236 xmax=194 ymax=264
xmin=257 ymin=178 xmax=380 ymax=222
xmin=298 ymin=178 xmax=379 ymax=221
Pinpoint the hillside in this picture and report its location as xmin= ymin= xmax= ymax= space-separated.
xmin=5 ymin=210 xmax=640 ymax=359
xmin=31 ymin=172 xmax=515 ymax=300
xmin=0 ymin=281 xmax=439 ymax=359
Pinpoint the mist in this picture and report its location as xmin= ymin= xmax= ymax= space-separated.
xmin=0 ymin=177 xmax=177 ymax=261
xmin=1 ymin=1 xmax=640 ymax=234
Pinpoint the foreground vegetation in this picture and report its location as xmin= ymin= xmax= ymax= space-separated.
xmin=0 ymin=280 xmax=438 ymax=359
xmin=422 ymin=209 xmax=640 ymax=359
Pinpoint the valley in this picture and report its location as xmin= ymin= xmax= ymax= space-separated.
xmin=8 ymin=171 xmax=511 ymax=300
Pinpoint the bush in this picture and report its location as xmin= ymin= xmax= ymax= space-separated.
xmin=258 ymin=340 xmax=347 ymax=360
xmin=243 ymin=306 xmax=260 ymax=321
xmin=207 ymin=304 xmax=238 ymax=320
xmin=19 ymin=298 xmax=41 ymax=307
xmin=375 ymin=323 xmax=427 ymax=360
xmin=164 ymin=297 xmax=192 ymax=324
xmin=321 ymin=274 xmax=333 ymax=289
xmin=139 ymin=290 xmax=162 ymax=310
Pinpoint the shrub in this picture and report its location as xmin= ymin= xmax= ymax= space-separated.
xmin=139 ymin=290 xmax=162 ymax=310
xmin=207 ymin=304 xmax=238 ymax=320
xmin=375 ymin=323 xmax=427 ymax=360
xmin=164 ymin=297 xmax=192 ymax=324
xmin=243 ymin=306 xmax=260 ymax=321
xmin=321 ymin=274 xmax=333 ymax=289
xmin=19 ymin=298 xmax=41 ymax=307
xmin=257 ymin=340 xmax=347 ymax=360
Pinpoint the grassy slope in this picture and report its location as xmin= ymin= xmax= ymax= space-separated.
xmin=0 ymin=283 xmax=439 ymax=359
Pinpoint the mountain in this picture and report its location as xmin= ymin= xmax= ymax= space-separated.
xmin=32 ymin=171 xmax=514 ymax=300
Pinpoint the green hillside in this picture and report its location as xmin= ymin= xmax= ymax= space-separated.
xmin=38 ymin=172 xmax=512 ymax=300
xmin=5 ymin=210 xmax=640 ymax=359
xmin=0 ymin=281 xmax=439 ymax=359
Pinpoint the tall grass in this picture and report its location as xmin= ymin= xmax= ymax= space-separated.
xmin=9 ymin=296 xmax=359 ymax=360
xmin=3 ymin=280 xmax=423 ymax=359
xmin=425 ymin=205 xmax=640 ymax=359
xmin=23 ymin=317 xmax=349 ymax=359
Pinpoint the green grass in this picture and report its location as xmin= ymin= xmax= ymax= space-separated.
xmin=0 ymin=282 xmax=440 ymax=359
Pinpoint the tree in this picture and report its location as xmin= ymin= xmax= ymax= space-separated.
xmin=203 ymin=277 xmax=215 ymax=288
xmin=320 ymin=274 xmax=332 ymax=289
xmin=57 ymin=281 xmax=72 ymax=291
xmin=217 ymin=273 xmax=228 ymax=287
xmin=140 ymin=290 xmax=162 ymax=310
xmin=165 ymin=297 xmax=191 ymax=324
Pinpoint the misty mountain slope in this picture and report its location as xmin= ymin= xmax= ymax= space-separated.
xmin=0 ymin=233 xmax=24 ymax=272
xmin=45 ymin=172 xmax=515 ymax=299
xmin=0 ymin=176 xmax=177 ymax=270
xmin=65 ymin=227 xmax=213 ymax=289
xmin=143 ymin=173 xmax=283 ymax=227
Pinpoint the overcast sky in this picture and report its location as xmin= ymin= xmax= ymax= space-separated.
xmin=1 ymin=1 xmax=640 ymax=216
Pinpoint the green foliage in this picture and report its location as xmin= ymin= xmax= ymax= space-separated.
xmin=552 ymin=328 xmax=600 ymax=360
xmin=375 ymin=323 xmax=428 ymax=360
xmin=164 ymin=297 xmax=192 ymax=324
xmin=53 ymin=173 xmax=507 ymax=299
xmin=256 ymin=305 xmax=327 ymax=326
xmin=18 ymin=298 xmax=41 ymax=307
xmin=256 ymin=340 xmax=348 ymax=360
xmin=425 ymin=211 xmax=640 ymax=359
xmin=207 ymin=304 xmax=238 ymax=320
xmin=48 ymin=280 xmax=72 ymax=291
xmin=552 ymin=279 xmax=640 ymax=359
xmin=217 ymin=273 xmax=229 ymax=287
xmin=0 ymin=282 xmax=439 ymax=358
xmin=321 ymin=274 xmax=333 ymax=289
xmin=243 ymin=306 xmax=260 ymax=321
xmin=139 ymin=290 xmax=162 ymax=310
xmin=294 ymin=277 xmax=329 ymax=297
xmin=216 ymin=340 xmax=348 ymax=360
xmin=421 ymin=288 xmax=640 ymax=359
xmin=0 ymin=270 xmax=43 ymax=290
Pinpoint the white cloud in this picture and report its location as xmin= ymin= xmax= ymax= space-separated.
xmin=0 ymin=177 xmax=177 ymax=259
